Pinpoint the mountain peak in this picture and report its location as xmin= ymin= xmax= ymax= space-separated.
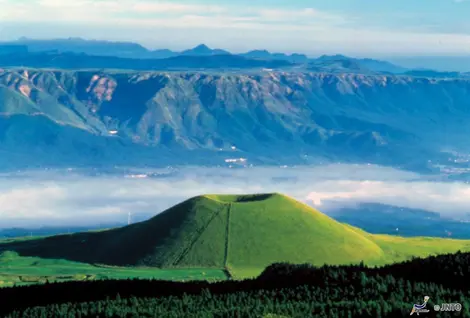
xmin=251 ymin=49 xmax=270 ymax=54
xmin=181 ymin=44 xmax=230 ymax=56
xmin=194 ymin=43 xmax=210 ymax=50
xmin=318 ymin=54 xmax=351 ymax=61
xmin=190 ymin=44 xmax=212 ymax=54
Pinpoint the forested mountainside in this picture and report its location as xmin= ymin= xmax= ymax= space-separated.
xmin=1 ymin=69 xmax=469 ymax=170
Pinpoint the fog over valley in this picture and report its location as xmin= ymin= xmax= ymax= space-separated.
xmin=1 ymin=164 xmax=470 ymax=229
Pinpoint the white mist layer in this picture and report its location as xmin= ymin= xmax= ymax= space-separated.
xmin=0 ymin=164 xmax=469 ymax=227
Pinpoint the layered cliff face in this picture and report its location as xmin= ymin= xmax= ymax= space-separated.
xmin=0 ymin=69 xmax=469 ymax=169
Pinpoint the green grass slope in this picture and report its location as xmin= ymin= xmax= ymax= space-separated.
xmin=2 ymin=193 xmax=470 ymax=280
xmin=216 ymin=194 xmax=385 ymax=270
xmin=345 ymin=224 xmax=470 ymax=264
xmin=0 ymin=87 xmax=37 ymax=114
xmin=0 ymin=194 xmax=385 ymax=269
xmin=0 ymin=251 xmax=226 ymax=287
xmin=0 ymin=195 xmax=230 ymax=267
xmin=0 ymin=86 xmax=90 ymax=131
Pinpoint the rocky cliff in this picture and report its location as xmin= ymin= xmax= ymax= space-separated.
xmin=1 ymin=69 xmax=469 ymax=170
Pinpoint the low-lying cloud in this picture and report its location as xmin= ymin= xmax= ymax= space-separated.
xmin=0 ymin=164 xmax=469 ymax=228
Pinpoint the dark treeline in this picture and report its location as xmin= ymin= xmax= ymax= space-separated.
xmin=2 ymin=251 xmax=470 ymax=317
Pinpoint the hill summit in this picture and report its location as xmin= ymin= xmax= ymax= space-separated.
xmin=0 ymin=193 xmax=386 ymax=271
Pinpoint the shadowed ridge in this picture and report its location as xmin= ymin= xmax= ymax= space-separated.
xmin=0 ymin=195 xmax=228 ymax=267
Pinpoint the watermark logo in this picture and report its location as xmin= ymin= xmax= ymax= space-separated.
xmin=410 ymin=296 xmax=462 ymax=315
xmin=410 ymin=296 xmax=430 ymax=315
xmin=434 ymin=303 xmax=462 ymax=312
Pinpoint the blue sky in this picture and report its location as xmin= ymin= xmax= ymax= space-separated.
xmin=0 ymin=0 xmax=470 ymax=56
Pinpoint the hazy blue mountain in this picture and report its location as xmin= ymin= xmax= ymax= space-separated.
xmin=13 ymin=37 xmax=151 ymax=58
xmin=275 ymin=53 xmax=309 ymax=63
xmin=325 ymin=203 xmax=470 ymax=239
xmin=6 ymin=39 xmax=228 ymax=59
xmin=3 ymin=38 xmax=408 ymax=73
xmin=404 ymin=69 xmax=461 ymax=78
xmin=240 ymin=50 xmax=273 ymax=59
xmin=150 ymin=49 xmax=178 ymax=59
xmin=309 ymin=56 xmax=372 ymax=73
xmin=180 ymin=44 xmax=230 ymax=56
xmin=0 ymin=50 xmax=407 ymax=75
xmin=241 ymin=50 xmax=309 ymax=63
xmin=358 ymin=58 xmax=407 ymax=74
xmin=315 ymin=55 xmax=407 ymax=74
xmin=1 ymin=69 xmax=469 ymax=171
xmin=389 ymin=56 xmax=470 ymax=72
xmin=0 ymin=52 xmax=292 ymax=71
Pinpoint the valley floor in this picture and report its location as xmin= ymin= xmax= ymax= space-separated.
xmin=0 ymin=252 xmax=227 ymax=287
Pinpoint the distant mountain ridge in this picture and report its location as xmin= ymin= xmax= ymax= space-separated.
xmin=239 ymin=49 xmax=309 ymax=64
xmin=0 ymin=51 xmax=293 ymax=71
xmin=180 ymin=44 xmax=230 ymax=56
xmin=1 ymin=37 xmax=406 ymax=73
xmin=325 ymin=203 xmax=470 ymax=239
xmin=6 ymin=37 xmax=470 ymax=73
xmin=2 ymin=38 xmax=310 ymax=63
xmin=308 ymin=55 xmax=407 ymax=74
xmin=1 ymin=68 xmax=470 ymax=170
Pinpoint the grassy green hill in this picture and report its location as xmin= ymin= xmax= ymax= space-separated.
xmin=2 ymin=193 xmax=470 ymax=280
